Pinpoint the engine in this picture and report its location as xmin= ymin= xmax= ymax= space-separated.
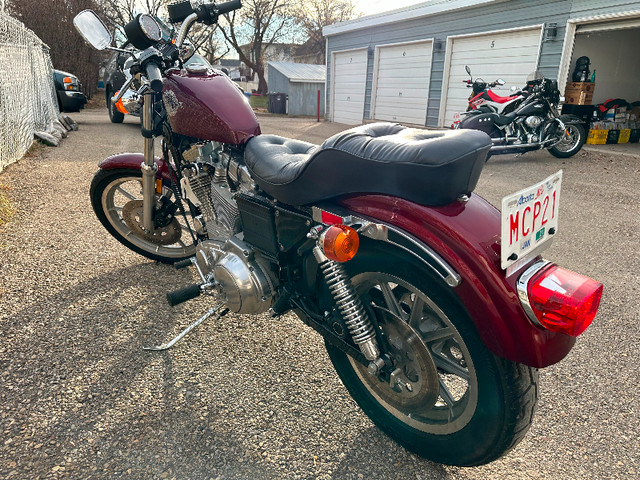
xmin=180 ymin=142 xmax=277 ymax=315
xmin=181 ymin=142 xmax=256 ymax=240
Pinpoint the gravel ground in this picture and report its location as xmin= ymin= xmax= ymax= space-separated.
xmin=0 ymin=109 xmax=638 ymax=479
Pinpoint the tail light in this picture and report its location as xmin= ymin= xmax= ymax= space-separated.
xmin=321 ymin=224 xmax=359 ymax=262
xmin=517 ymin=261 xmax=603 ymax=336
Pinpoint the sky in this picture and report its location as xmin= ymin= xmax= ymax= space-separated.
xmin=354 ymin=0 xmax=427 ymax=16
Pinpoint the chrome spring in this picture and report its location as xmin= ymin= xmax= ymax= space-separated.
xmin=320 ymin=261 xmax=376 ymax=346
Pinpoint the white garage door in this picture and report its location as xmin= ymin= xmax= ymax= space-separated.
xmin=441 ymin=27 xmax=543 ymax=127
xmin=372 ymin=40 xmax=433 ymax=125
xmin=332 ymin=49 xmax=367 ymax=125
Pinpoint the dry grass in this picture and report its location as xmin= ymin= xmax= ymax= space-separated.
xmin=0 ymin=184 xmax=15 ymax=227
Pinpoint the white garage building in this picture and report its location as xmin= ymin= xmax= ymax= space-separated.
xmin=323 ymin=0 xmax=640 ymax=127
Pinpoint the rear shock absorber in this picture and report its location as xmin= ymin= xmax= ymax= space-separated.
xmin=314 ymin=247 xmax=380 ymax=361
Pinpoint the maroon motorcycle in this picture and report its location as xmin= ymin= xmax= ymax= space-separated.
xmin=74 ymin=2 xmax=603 ymax=467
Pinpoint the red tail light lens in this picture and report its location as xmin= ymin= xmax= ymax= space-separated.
xmin=520 ymin=263 xmax=603 ymax=336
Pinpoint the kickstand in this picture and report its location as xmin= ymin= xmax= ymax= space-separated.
xmin=143 ymin=305 xmax=229 ymax=351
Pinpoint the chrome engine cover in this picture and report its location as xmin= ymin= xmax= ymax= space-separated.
xmin=196 ymin=237 xmax=276 ymax=314
xmin=525 ymin=116 xmax=543 ymax=128
xmin=181 ymin=142 xmax=256 ymax=241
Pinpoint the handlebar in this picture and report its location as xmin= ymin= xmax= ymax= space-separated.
xmin=217 ymin=0 xmax=242 ymax=14
xmin=145 ymin=61 xmax=163 ymax=93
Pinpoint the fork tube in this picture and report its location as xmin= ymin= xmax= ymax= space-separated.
xmin=141 ymin=90 xmax=157 ymax=232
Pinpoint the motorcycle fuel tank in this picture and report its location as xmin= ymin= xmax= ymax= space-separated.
xmin=162 ymin=68 xmax=261 ymax=145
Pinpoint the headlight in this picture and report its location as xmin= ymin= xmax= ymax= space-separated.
xmin=63 ymin=76 xmax=79 ymax=91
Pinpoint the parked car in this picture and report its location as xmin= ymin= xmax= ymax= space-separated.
xmin=103 ymin=50 xmax=213 ymax=123
xmin=53 ymin=69 xmax=87 ymax=112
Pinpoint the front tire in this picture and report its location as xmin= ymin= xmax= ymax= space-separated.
xmin=90 ymin=168 xmax=197 ymax=263
xmin=549 ymin=122 xmax=586 ymax=158
xmin=107 ymin=88 xmax=125 ymax=123
xmin=326 ymin=244 xmax=538 ymax=466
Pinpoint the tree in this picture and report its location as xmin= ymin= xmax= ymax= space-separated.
xmin=7 ymin=0 xmax=108 ymax=99
xmin=218 ymin=0 xmax=295 ymax=94
xmin=291 ymin=0 xmax=358 ymax=62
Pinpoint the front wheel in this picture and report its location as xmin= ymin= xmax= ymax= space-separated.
xmin=107 ymin=88 xmax=125 ymax=123
xmin=549 ymin=122 xmax=586 ymax=158
xmin=90 ymin=168 xmax=197 ymax=263
xmin=326 ymin=245 xmax=538 ymax=466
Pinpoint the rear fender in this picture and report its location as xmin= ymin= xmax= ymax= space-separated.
xmin=98 ymin=153 xmax=176 ymax=184
xmin=336 ymin=194 xmax=575 ymax=368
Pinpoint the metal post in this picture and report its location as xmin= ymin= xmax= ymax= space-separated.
xmin=317 ymin=89 xmax=320 ymax=122
xmin=141 ymin=91 xmax=157 ymax=231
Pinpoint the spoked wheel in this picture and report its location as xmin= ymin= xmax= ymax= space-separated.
xmin=549 ymin=122 xmax=586 ymax=158
xmin=325 ymin=244 xmax=538 ymax=466
xmin=90 ymin=168 xmax=197 ymax=263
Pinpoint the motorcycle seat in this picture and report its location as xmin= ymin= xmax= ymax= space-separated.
xmin=495 ymin=112 xmax=517 ymax=126
xmin=244 ymin=122 xmax=491 ymax=206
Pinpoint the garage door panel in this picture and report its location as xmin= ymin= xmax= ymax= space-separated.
xmin=373 ymin=40 xmax=432 ymax=125
xmin=377 ymin=68 xmax=431 ymax=81
xmin=442 ymin=27 xmax=541 ymax=127
xmin=332 ymin=49 xmax=367 ymax=125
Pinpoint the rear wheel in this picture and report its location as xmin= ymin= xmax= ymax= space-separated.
xmin=549 ymin=122 xmax=586 ymax=158
xmin=90 ymin=168 xmax=197 ymax=263
xmin=326 ymin=244 xmax=538 ymax=466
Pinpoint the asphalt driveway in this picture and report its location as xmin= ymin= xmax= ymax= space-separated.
xmin=0 ymin=109 xmax=638 ymax=479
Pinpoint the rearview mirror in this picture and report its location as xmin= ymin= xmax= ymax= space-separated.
xmin=496 ymin=79 xmax=505 ymax=86
xmin=74 ymin=10 xmax=112 ymax=50
xmin=465 ymin=65 xmax=471 ymax=76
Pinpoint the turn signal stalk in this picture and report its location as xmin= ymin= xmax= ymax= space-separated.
xmin=321 ymin=224 xmax=359 ymax=263
xmin=518 ymin=262 xmax=603 ymax=337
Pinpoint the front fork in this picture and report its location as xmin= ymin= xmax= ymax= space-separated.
xmin=141 ymin=90 xmax=158 ymax=231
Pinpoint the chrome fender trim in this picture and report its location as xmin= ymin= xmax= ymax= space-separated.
xmin=312 ymin=207 xmax=461 ymax=288
xmin=516 ymin=259 xmax=550 ymax=327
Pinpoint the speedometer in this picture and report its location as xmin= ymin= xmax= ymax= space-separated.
xmin=138 ymin=15 xmax=162 ymax=42
xmin=124 ymin=14 xmax=162 ymax=49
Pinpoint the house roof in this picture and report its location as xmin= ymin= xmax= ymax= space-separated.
xmin=267 ymin=62 xmax=326 ymax=83
xmin=323 ymin=0 xmax=507 ymax=37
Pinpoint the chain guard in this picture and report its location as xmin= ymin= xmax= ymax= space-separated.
xmin=122 ymin=200 xmax=182 ymax=245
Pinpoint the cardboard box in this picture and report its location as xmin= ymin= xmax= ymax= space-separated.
xmin=564 ymin=82 xmax=595 ymax=105
xmin=587 ymin=129 xmax=608 ymax=145
xmin=618 ymin=129 xmax=631 ymax=143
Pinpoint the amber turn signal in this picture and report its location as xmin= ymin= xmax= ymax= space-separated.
xmin=115 ymin=92 xmax=128 ymax=114
xmin=322 ymin=224 xmax=359 ymax=262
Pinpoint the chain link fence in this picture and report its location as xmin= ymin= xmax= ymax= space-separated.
xmin=0 ymin=10 xmax=58 ymax=173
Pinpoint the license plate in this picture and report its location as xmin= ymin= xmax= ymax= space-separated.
xmin=501 ymin=170 xmax=562 ymax=270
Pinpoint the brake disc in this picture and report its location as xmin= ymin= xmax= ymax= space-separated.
xmin=122 ymin=200 xmax=181 ymax=245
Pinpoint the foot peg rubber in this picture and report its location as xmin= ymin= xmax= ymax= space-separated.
xmin=173 ymin=258 xmax=194 ymax=269
xmin=167 ymin=284 xmax=201 ymax=306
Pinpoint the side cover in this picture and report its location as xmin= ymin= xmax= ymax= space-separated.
xmin=339 ymin=193 xmax=576 ymax=368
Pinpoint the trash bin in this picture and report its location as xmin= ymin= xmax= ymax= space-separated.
xmin=268 ymin=93 xmax=287 ymax=114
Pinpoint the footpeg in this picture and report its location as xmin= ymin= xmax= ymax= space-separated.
xmin=166 ymin=284 xmax=202 ymax=306
xmin=173 ymin=258 xmax=194 ymax=269
xmin=143 ymin=305 xmax=229 ymax=351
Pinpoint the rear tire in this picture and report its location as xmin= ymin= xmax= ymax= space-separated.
xmin=326 ymin=243 xmax=538 ymax=466
xmin=107 ymin=88 xmax=124 ymax=123
xmin=549 ymin=122 xmax=586 ymax=158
